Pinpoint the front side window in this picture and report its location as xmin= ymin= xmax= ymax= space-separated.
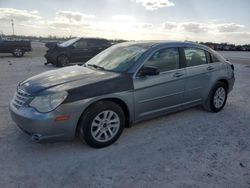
xmin=184 ymin=48 xmax=207 ymax=67
xmin=144 ymin=48 xmax=179 ymax=72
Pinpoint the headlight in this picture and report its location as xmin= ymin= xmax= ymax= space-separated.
xmin=30 ymin=91 xmax=68 ymax=113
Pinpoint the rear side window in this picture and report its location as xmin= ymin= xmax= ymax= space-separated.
xmin=144 ymin=48 xmax=179 ymax=72
xmin=184 ymin=48 xmax=207 ymax=67
xmin=73 ymin=40 xmax=88 ymax=48
xmin=88 ymin=39 xmax=110 ymax=47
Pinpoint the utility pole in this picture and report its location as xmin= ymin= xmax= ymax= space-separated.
xmin=11 ymin=16 xmax=15 ymax=36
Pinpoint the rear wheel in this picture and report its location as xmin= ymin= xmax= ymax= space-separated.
xmin=204 ymin=82 xmax=228 ymax=112
xmin=12 ymin=48 xmax=24 ymax=57
xmin=56 ymin=55 xmax=69 ymax=67
xmin=79 ymin=101 xmax=125 ymax=148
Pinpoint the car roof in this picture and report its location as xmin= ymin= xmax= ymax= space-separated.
xmin=119 ymin=40 xmax=210 ymax=50
xmin=78 ymin=37 xmax=109 ymax=41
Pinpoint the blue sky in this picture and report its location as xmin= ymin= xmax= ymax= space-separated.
xmin=0 ymin=0 xmax=250 ymax=44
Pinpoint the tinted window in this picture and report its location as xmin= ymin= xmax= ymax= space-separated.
xmin=73 ymin=40 xmax=88 ymax=48
xmin=87 ymin=39 xmax=110 ymax=47
xmin=184 ymin=48 xmax=207 ymax=67
xmin=144 ymin=48 xmax=179 ymax=72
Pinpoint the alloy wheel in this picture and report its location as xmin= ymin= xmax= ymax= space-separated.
xmin=213 ymin=87 xmax=226 ymax=108
xmin=90 ymin=110 xmax=120 ymax=142
xmin=14 ymin=49 xmax=23 ymax=57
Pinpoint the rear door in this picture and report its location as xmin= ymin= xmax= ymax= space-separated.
xmin=133 ymin=47 xmax=186 ymax=121
xmin=182 ymin=47 xmax=211 ymax=105
xmin=86 ymin=39 xmax=105 ymax=59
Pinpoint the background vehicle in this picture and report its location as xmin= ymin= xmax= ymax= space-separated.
xmin=0 ymin=36 xmax=32 ymax=57
xmin=44 ymin=37 xmax=111 ymax=67
xmin=10 ymin=41 xmax=235 ymax=148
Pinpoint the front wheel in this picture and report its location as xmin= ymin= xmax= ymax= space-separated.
xmin=79 ymin=101 xmax=125 ymax=148
xmin=56 ymin=55 xmax=69 ymax=67
xmin=204 ymin=82 xmax=228 ymax=112
xmin=12 ymin=48 xmax=24 ymax=57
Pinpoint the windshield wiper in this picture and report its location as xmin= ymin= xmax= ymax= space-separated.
xmin=87 ymin=64 xmax=106 ymax=70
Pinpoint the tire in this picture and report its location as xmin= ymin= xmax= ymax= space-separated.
xmin=79 ymin=101 xmax=125 ymax=148
xmin=203 ymin=82 xmax=228 ymax=112
xmin=12 ymin=48 xmax=24 ymax=57
xmin=56 ymin=55 xmax=69 ymax=67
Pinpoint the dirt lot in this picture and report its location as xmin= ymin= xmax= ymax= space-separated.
xmin=0 ymin=42 xmax=250 ymax=188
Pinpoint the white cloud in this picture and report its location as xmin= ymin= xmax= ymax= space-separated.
xmin=49 ymin=10 xmax=95 ymax=29
xmin=181 ymin=22 xmax=207 ymax=33
xmin=136 ymin=0 xmax=174 ymax=10
xmin=162 ymin=22 xmax=177 ymax=30
xmin=218 ymin=23 xmax=244 ymax=32
xmin=56 ymin=11 xmax=95 ymax=22
xmin=138 ymin=23 xmax=154 ymax=29
xmin=0 ymin=8 xmax=41 ymax=22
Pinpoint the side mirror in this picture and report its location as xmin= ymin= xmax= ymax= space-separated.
xmin=139 ymin=66 xmax=160 ymax=77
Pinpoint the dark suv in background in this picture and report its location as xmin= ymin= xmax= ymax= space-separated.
xmin=0 ymin=36 xmax=32 ymax=57
xmin=44 ymin=37 xmax=111 ymax=67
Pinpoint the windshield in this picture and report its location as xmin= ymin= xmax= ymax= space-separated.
xmin=58 ymin=38 xmax=80 ymax=47
xmin=86 ymin=44 xmax=148 ymax=72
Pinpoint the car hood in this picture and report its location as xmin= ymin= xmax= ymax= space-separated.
xmin=19 ymin=66 xmax=120 ymax=94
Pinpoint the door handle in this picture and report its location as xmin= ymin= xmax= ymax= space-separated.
xmin=207 ymin=66 xmax=214 ymax=71
xmin=173 ymin=72 xmax=184 ymax=78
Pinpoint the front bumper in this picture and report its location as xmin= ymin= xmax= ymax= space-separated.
xmin=9 ymin=101 xmax=81 ymax=142
xmin=44 ymin=53 xmax=57 ymax=64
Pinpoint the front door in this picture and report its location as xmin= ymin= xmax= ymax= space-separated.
xmin=133 ymin=47 xmax=186 ymax=121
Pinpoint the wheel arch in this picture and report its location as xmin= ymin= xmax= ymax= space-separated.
xmin=56 ymin=53 xmax=70 ymax=67
xmin=217 ymin=79 xmax=229 ymax=90
xmin=56 ymin=53 xmax=69 ymax=62
xmin=75 ymin=97 xmax=131 ymax=136
xmin=208 ymin=78 xmax=229 ymax=93
xmin=205 ymin=77 xmax=229 ymax=104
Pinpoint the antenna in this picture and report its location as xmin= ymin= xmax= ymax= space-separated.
xmin=11 ymin=16 xmax=15 ymax=36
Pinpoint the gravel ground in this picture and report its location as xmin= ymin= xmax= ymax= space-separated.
xmin=0 ymin=42 xmax=250 ymax=188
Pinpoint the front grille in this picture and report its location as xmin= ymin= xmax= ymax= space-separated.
xmin=12 ymin=88 xmax=31 ymax=109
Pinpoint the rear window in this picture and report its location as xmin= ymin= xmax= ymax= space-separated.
xmin=211 ymin=54 xmax=220 ymax=62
